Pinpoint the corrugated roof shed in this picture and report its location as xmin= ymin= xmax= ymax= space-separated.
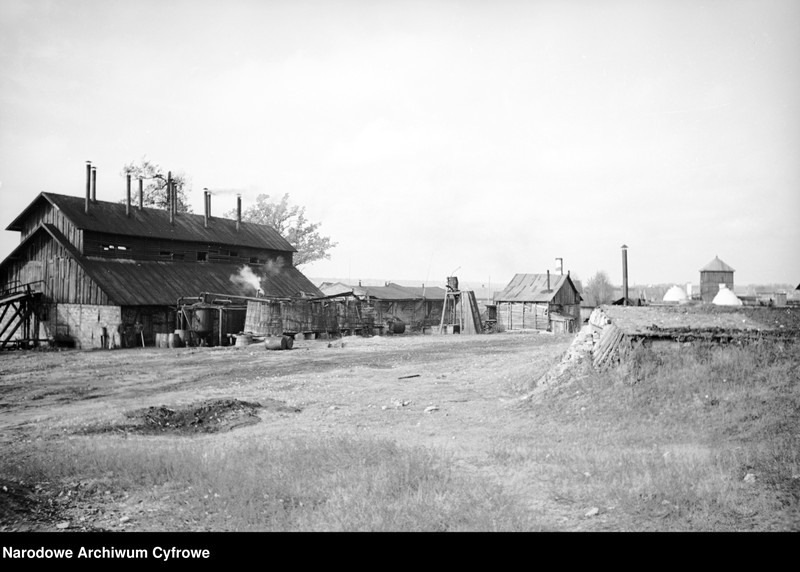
xmin=495 ymin=274 xmax=578 ymax=303
xmin=7 ymin=193 xmax=296 ymax=253
xmin=700 ymin=256 xmax=735 ymax=273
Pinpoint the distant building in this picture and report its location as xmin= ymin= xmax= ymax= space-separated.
xmin=700 ymin=256 xmax=735 ymax=304
xmin=494 ymin=273 xmax=582 ymax=333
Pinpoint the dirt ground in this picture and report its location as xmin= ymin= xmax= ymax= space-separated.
xmin=2 ymin=331 xmax=602 ymax=531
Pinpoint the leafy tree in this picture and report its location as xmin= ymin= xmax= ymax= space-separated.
xmin=584 ymin=270 xmax=615 ymax=306
xmin=120 ymin=157 xmax=193 ymax=213
xmin=225 ymin=193 xmax=336 ymax=267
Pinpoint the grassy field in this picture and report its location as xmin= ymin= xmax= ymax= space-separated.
xmin=1 ymin=334 xmax=797 ymax=532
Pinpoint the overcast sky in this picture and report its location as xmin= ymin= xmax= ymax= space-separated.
xmin=1 ymin=0 xmax=798 ymax=289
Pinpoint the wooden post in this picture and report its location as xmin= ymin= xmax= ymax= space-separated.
xmin=218 ymin=307 xmax=223 ymax=347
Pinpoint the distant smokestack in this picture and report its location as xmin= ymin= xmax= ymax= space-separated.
xmin=85 ymin=161 xmax=91 ymax=213
xmin=138 ymin=178 xmax=143 ymax=210
xmin=621 ymin=244 xmax=629 ymax=306
xmin=236 ymin=194 xmax=242 ymax=231
xmin=91 ymin=167 xmax=97 ymax=202
xmin=203 ymin=188 xmax=209 ymax=228
xmin=547 ymin=269 xmax=550 ymax=291
xmin=207 ymin=191 xmax=211 ymax=219
xmin=126 ymin=173 xmax=131 ymax=217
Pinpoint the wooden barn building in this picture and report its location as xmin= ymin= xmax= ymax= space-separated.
xmin=700 ymin=256 xmax=735 ymax=304
xmin=0 ymin=188 xmax=320 ymax=349
xmin=495 ymin=272 xmax=582 ymax=333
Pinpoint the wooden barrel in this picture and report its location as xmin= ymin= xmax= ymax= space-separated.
xmin=235 ymin=333 xmax=253 ymax=347
xmin=167 ymin=333 xmax=182 ymax=348
xmin=283 ymin=335 xmax=294 ymax=349
xmin=156 ymin=333 xmax=169 ymax=348
xmin=265 ymin=336 xmax=288 ymax=350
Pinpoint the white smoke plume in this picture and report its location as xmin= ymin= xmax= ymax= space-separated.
xmin=264 ymin=257 xmax=285 ymax=277
xmin=230 ymin=265 xmax=262 ymax=296
xmin=229 ymin=258 xmax=285 ymax=296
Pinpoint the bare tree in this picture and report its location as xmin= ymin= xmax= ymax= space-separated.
xmin=585 ymin=270 xmax=615 ymax=306
xmin=120 ymin=157 xmax=192 ymax=213
xmin=225 ymin=193 xmax=336 ymax=267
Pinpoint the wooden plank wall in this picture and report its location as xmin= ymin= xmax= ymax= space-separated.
xmin=500 ymin=302 xmax=549 ymax=330
xmin=700 ymin=271 xmax=734 ymax=303
xmin=1 ymin=234 xmax=108 ymax=305
xmin=19 ymin=203 xmax=83 ymax=251
xmin=82 ymin=232 xmax=285 ymax=265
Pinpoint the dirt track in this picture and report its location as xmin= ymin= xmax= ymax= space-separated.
xmin=3 ymin=332 xmax=620 ymax=531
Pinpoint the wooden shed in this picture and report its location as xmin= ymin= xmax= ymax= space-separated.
xmin=495 ymin=273 xmax=582 ymax=333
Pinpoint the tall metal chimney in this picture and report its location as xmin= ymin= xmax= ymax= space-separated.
xmin=236 ymin=194 xmax=242 ymax=231
xmin=167 ymin=171 xmax=173 ymax=224
xmin=546 ymin=269 xmax=551 ymax=291
xmin=91 ymin=167 xmax=97 ymax=202
xmin=207 ymin=191 xmax=211 ymax=219
xmin=85 ymin=161 xmax=92 ymax=213
xmin=203 ymin=188 xmax=209 ymax=228
xmin=126 ymin=173 xmax=131 ymax=217
xmin=621 ymin=244 xmax=629 ymax=306
xmin=138 ymin=178 xmax=143 ymax=210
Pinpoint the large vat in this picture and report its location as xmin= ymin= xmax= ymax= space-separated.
xmin=193 ymin=308 xmax=213 ymax=335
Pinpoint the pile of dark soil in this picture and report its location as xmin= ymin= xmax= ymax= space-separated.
xmin=0 ymin=478 xmax=61 ymax=531
xmin=123 ymin=398 xmax=298 ymax=434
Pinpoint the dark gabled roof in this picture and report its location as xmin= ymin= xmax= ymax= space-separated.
xmin=700 ymin=256 xmax=735 ymax=273
xmin=397 ymin=284 xmax=448 ymax=299
xmin=0 ymin=223 xmax=320 ymax=306
xmin=360 ymin=283 xmax=448 ymax=301
xmin=7 ymin=193 xmax=296 ymax=253
xmin=494 ymin=273 xmax=581 ymax=303
xmin=317 ymin=282 xmax=448 ymax=301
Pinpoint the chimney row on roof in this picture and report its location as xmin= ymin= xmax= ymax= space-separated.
xmin=85 ymin=161 xmax=91 ymax=213
xmin=138 ymin=178 xmax=143 ymax=210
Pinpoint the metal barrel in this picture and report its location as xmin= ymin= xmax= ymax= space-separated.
xmin=265 ymin=336 xmax=288 ymax=350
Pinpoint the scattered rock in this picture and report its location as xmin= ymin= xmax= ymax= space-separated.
xmin=584 ymin=507 xmax=600 ymax=517
xmin=55 ymin=521 xmax=70 ymax=529
xmin=424 ymin=405 xmax=439 ymax=413
xmin=744 ymin=473 xmax=756 ymax=483
xmin=119 ymin=516 xmax=130 ymax=523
